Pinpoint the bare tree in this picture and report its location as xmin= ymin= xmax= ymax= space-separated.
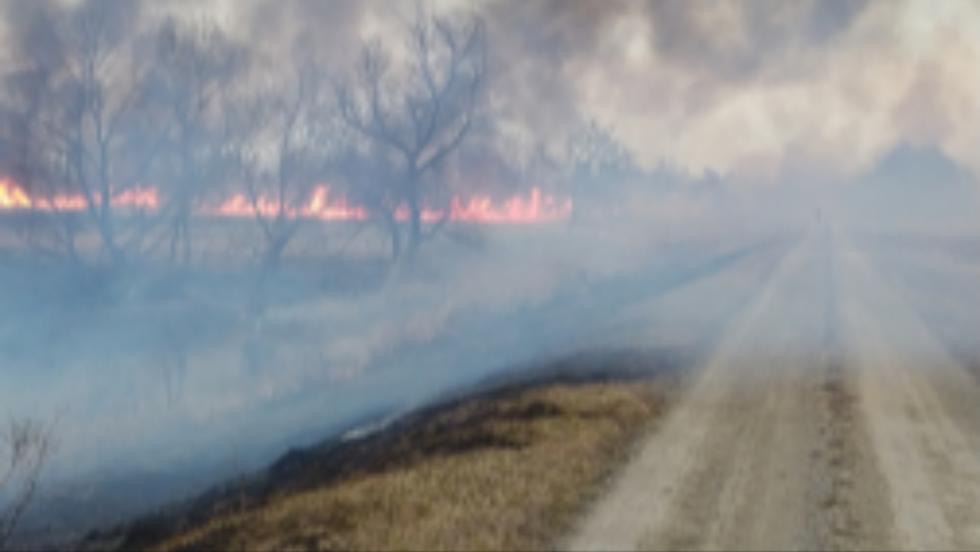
xmin=0 ymin=1 xmax=85 ymax=262
xmin=0 ymin=418 xmax=54 ymax=549
xmin=564 ymin=120 xmax=635 ymax=223
xmin=0 ymin=0 xmax=159 ymax=267
xmin=146 ymin=18 xmax=246 ymax=266
xmin=337 ymin=12 xmax=487 ymax=259
xmin=335 ymin=145 xmax=404 ymax=260
xmin=230 ymin=61 xmax=338 ymax=271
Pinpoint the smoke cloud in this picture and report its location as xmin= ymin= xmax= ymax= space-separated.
xmin=1 ymin=1 xmax=979 ymax=547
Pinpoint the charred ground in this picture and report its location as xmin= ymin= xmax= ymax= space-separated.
xmin=85 ymin=350 xmax=680 ymax=551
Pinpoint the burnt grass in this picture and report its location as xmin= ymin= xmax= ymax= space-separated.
xmin=83 ymin=347 xmax=684 ymax=551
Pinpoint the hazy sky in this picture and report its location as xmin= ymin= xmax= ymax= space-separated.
xmin=4 ymin=0 xmax=979 ymax=185
xmin=470 ymin=0 xmax=980 ymax=185
xmin=213 ymin=0 xmax=980 ymax=184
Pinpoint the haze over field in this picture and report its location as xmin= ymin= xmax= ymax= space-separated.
xmin=1 ymin=1 xmax=979 ymax=549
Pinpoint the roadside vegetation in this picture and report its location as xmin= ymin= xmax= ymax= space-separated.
xmin=0 ymin=1 xmax=735 ymax=545
xmin=0 ymin=417 xmax=55 ymax=550
xmin=100 ymin=358 xmax=675 ymax=551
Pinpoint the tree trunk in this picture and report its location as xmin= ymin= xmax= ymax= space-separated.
xmin=406 ymin=178 xmax=422 ymax=257
xmin=383 ymin=212 xmax=402 ymax=261
xmin=168 ymin=205 xmax=192 ymax=266
xmin=181 ymin=214 xmax=192 ymax=265
xmin=96 ymin=143 xmax=124 ymax=267
xmin=97 ymin=213 xmax=124 ymax=267
xmin=262 ymin=227 xmax=295 ymax=272
xmin=263 ymin=240 xmax=286 ymax=271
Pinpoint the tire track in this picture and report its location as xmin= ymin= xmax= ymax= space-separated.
xmin=837 ymin=231 xmax=980 ymax=550
xmin=568 ymin=230 xmax=852 ymax=550
xmin=565 ymin=229 xmax=818 ymax=551
xmin=809 ymin=232 xmax=894 ymax=550
xmin=565 ymin=227 xmax=940 ymax=550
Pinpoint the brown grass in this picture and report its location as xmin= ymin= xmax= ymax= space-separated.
xmin=147 ymin=380 xmax=666 ymax=551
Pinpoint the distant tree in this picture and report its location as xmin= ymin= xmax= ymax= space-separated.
xmin=337 ymin=11 xmax=487 ymax=259
xmin=229 ymin=60 xmax=338 ymax=270
xmin=146 ymin=18 xmax=246 ymax=265
xmin=335 ymin=144 xmax=404 ymax=260
xmin=0 ymin=418 xmax=54 ymax=549
xmin=0 ymin=1 xmax=86 ymax=261
xmin=0 ymin=0 xmax=160 ymax=266
xmin=564 ymin=120 xmax=635 ymax=223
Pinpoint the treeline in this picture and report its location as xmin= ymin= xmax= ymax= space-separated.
xmin=0 ymin=0 xmax=640 ymax=269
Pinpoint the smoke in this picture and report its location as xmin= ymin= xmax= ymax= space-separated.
xmin=643 ymin=1 xmax=868 ymax=81
xmin=1 ymin=1 xmax=980 ymax=546
xmin=6 ymin=0 xmax=977 ymax=183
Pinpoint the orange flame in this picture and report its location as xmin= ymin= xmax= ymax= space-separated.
xmin=0 ymin=179 xmax=160 ymax=212
xmin=0 ymin=178 xmax=31 ymax=209
xmin=207 ymin=186 xmax=370 ymax=221
xmin=440 ymin=187 xmax=572 ymax=223
xmin=0 ymin=179 xmax=572 ymax=224
xmin=111 ymin=187 xmax=160 ymax=210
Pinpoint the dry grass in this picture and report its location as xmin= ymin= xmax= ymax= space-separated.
xmin=144 ymin=379 xmax=666 ymax=551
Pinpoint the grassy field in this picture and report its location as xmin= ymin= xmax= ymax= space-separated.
xmin=97 ymin=365 xmax=673 ymax=551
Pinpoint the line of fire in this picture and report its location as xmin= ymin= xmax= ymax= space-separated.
xmin=0 ymin=179 xmax=572 ymax=224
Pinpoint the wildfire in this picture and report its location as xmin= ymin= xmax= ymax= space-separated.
xmin=0 ymin=179 xmax=160 ymax=212
xmin=0 ymin=179 xmax=572 ymax=224
xmin=0 ymin=178 xmax=31 ymax=209
xmin=110 ymin=187 xmax=160 ymax=210
xmin=441 ymin=187 xmax=572 ymax=223
xmin=209 ymin=186 xmax=370 ymax=221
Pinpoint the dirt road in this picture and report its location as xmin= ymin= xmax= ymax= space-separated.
xmin=565 ymin=226 xmax=980 ymax=551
